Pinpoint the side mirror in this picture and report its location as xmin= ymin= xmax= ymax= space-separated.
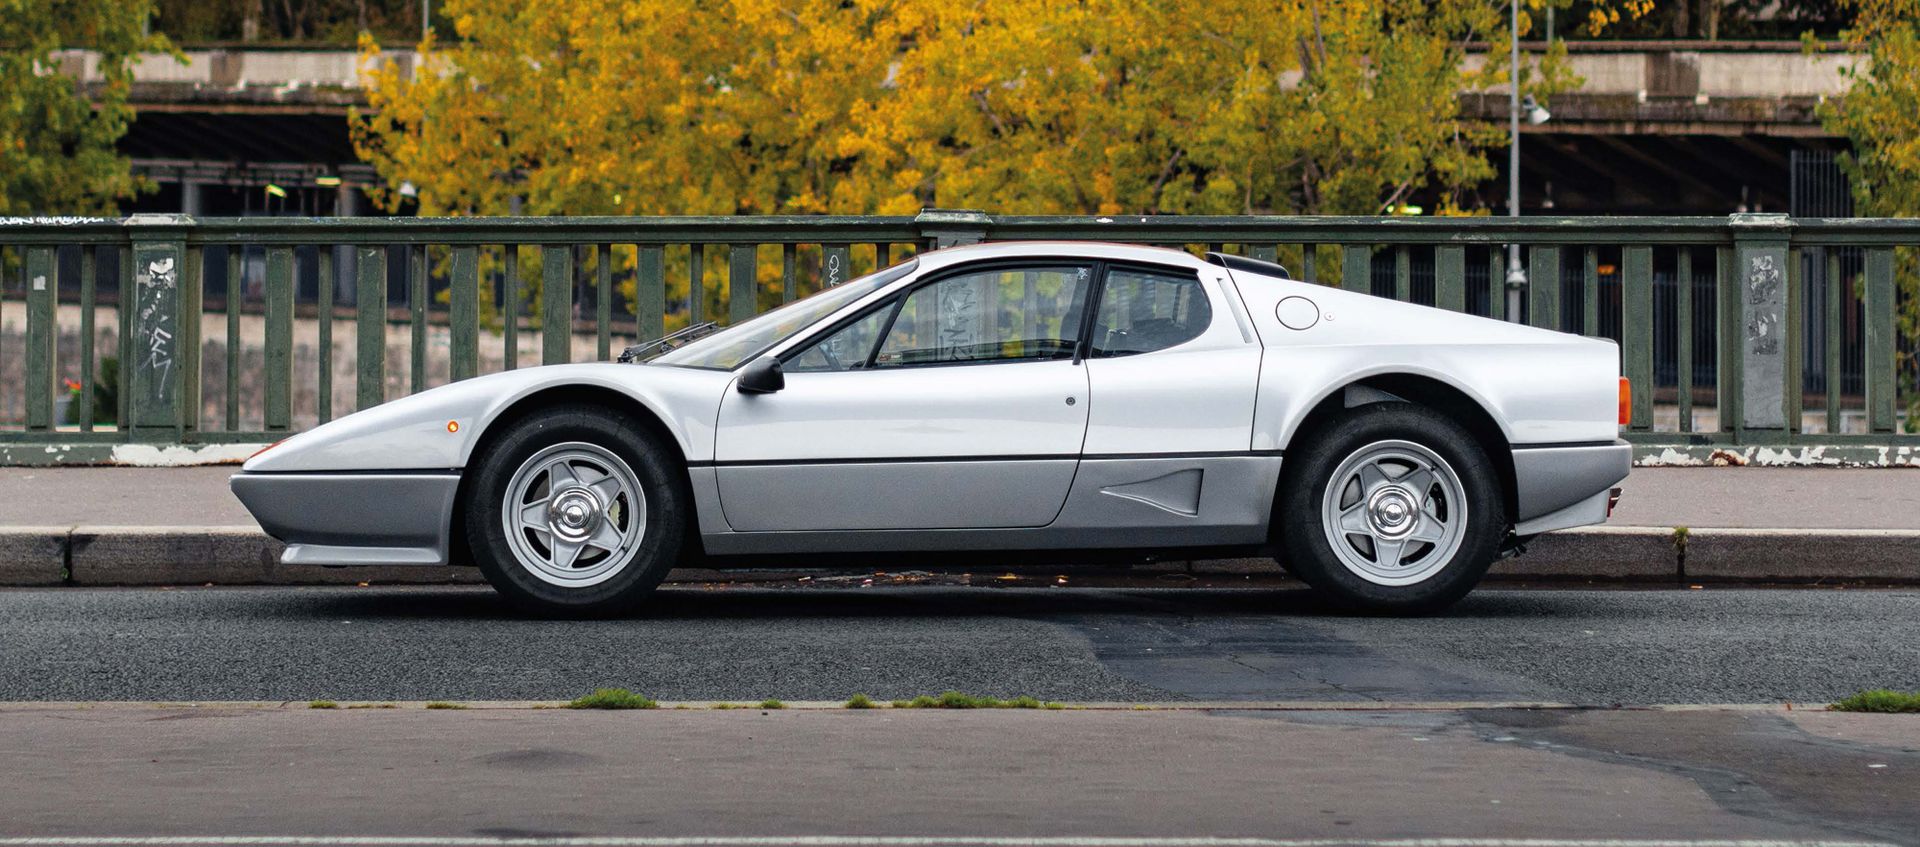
xmin=736 ymin=355 xmax=785 ymax=394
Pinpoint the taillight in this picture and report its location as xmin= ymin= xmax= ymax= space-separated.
xmin=248 ymin=440 xmax=285 ymax=461
xmin=1618 ymin=377 xmax=1632 ymax=426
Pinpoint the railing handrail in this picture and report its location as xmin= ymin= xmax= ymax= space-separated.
xmin=10 ymin=212 xmax=1920 ymax=246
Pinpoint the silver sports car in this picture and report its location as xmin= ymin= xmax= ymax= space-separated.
xmin=231 ymin=241 xmax=1630 ymax=615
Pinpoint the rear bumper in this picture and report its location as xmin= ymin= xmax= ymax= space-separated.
xmin=229 ymin=471 xmax=460 ymax=566
xmin=1510 ymin=440 xmax=1632 ymax=535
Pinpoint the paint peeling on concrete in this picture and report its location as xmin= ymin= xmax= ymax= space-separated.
xmin=1641 ymin=447 xmax=1706 ymax=467
xmin=1635 ymin=443 xmax=1920 ymax=468
xmin=108 ymin=444 xmax=265 ymax=467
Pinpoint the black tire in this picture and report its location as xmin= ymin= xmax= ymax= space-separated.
xmin=464 ymin=404 xmax=688 ymax=617
xmin=1276 ymin=402 xmax=1503 ymax=614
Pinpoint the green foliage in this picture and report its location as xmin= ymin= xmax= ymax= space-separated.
xmin=93 ymin=356 xmax=119 ymax=425
xmin=845 ymin=693 xmax=876 ymax=709
xmin=1 ymin=0 xmax=175 ymax=215
xmin=889 ymin=691 xmax=1055 ymax=709
xmin=423 ymin=701 xmax=468 ymax=710
xmin=565 ymin=688 xmax=658 ymax=710
xmin=758 ymin=699 xmax=786 ymax=710
xmin=1822 ymin=0 xmax=1920 ymax=425
xmin=308 ymin=699 xmax=338 ymax=709
xmin=1830 ymin=688 xmax=1920 ymax=712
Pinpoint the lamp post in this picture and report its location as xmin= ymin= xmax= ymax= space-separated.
xmin=1505 ymin=0 xmax=1525 ymax=323
xmin=1504 ymin=1 xmax=1552 ymax=323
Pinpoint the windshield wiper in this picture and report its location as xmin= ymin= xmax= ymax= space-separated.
xmin=616 ymin=321 xmax=720 ymax=363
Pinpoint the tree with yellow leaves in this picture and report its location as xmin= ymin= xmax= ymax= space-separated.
xmin=356 ymin=0 xmax=1630 ymax=218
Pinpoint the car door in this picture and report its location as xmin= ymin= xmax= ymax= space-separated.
xmin=1047 ymin=261 xmax=1269 ymax=541
xmin=712 ymin=262 xmax=1097 ymax=532
xmin=1081 ymin=263 xmax=1261 ymax=455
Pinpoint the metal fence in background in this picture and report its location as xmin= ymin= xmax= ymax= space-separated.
xmin=0 ymin=211 xmax=1912 ymax=461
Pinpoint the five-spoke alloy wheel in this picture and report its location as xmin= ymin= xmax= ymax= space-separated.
xmin=1319 ymin=440 xmax=1467 ymax=587
xmin=466 ymin=404 xmax=686 ymax=617
xmin=503 ymin=442 xmax=648 ymax=588
xmin=1278 ymin=402 xmax=1502 ymax=613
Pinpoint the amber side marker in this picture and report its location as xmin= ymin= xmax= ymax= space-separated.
xmin=1618 ymin=377 xmax=1632 ymax=426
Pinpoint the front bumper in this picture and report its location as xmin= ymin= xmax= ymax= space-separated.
xmin=1509 ymin=440 xmax=1632 ymax=535
xmin=229 ymin=472 xmax=461 ymax=566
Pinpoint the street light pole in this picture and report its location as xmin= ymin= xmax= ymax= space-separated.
xmin=1505 ymin=0 xmax=1527 ymax=323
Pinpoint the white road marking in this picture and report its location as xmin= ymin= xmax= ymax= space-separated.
xmin=0 ymin=839 xmax=1898 ymax=847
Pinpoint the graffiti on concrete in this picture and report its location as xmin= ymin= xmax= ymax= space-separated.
xmin=824 ymin=251 xmax=845 ymax=287
xmin=136 ymin=255 xmax=177 ymax=403
xmin=1745 ymin=254 xmax=1782 ymax=356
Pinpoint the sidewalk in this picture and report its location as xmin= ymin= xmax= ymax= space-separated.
xmin=0 ymin=465 xmax=1915 ymax=586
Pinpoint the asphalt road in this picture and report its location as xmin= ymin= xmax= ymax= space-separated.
xmin=3 ymin=585 xmax=1918 ymax=704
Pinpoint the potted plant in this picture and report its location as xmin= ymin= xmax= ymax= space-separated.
xmin=57 ymin=379 xmax=81 ymax=426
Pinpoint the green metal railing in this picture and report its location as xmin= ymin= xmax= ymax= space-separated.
xmin=0 ymin=210 xmax=1912 ymax=463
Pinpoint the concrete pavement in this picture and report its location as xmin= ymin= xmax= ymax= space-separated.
xmin=0 ymin=465 xmax=1915 ymax=585
xmin=0 ymin=705 xmax=1913 ymax=843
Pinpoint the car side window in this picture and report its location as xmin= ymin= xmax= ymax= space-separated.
xmin=785 ymin=306 xmax=893 ymax=373
xmin=1091 ymin=267 xmax=1212 ymax=357
xmin=872 ymin=265 xmax=1093 ymax=367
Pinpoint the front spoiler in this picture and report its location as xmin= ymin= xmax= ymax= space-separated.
xmin=229 ymin=471 xmax=461 ymax=566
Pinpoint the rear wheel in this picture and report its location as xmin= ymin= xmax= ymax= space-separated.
xmin=1277 ymin=403 xmax=1502 ymax=613
xmin=465 ymin=404 xmax=686 ymax=617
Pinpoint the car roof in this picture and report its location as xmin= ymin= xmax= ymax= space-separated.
xmin=911 ymin=240 xmax=1210 ymax=273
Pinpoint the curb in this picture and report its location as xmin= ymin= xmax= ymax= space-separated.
xmin=1496 ymin=525 xmax=1920 ymax=583
xmin=0 ymin=700 xmax=1821 ymax=712
xmin=0 ymin=525 xmax=1915 ymax=587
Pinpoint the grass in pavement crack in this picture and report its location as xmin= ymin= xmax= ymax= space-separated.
xmin=1831 ymin=689 xmax=1920 ymax=713
xmin=565 ymin=688 xmax=657 ymax=710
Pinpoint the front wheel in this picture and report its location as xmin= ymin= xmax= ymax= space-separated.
xmin=465 ymin=404 xmax=687 ymax=617
xmin=1277 ymin=403 xmax=1503 ymax=614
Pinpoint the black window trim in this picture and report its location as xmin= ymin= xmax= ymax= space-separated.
xmin=774 ymin=254 xmax=1210 ymax=372
xmin=1085 ymin=260 xmax=1212 ymax=360
xmin=780 ymin=256 xmax=1104 ymax=372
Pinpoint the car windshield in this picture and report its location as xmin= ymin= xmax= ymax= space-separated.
xmin=651 ymin=258 xmax=918 ymax=370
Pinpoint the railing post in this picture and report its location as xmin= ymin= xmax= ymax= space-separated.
xmin=356 ymin=246 xmax=388 ymax=411
xmin=123 ymin=214 xmax=195 ymax=438
xmin=23 ymin=247 xmax=57 ymax=431
xmin=1527 ymin=246 xmax=1562 ymax=330
xmin=1729 ymin=213 xmax=1794 ymax=435
xmin=1622 ymin=246 xmax=1654 ymax=430
xmin=1864 ymin=247 xmax=1898 ymax=433
xmin=914 ymin=209 xmax=991 ymax=248
xmin=450 ymin=245 xmax=479 ymax=380
xmin=264 ymin=246 xmax=294 ymax=431
xmin=543 ymin=245 xmax=573 ymax=365
xmin=729 ymin=244 xmax=757 ymax=323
